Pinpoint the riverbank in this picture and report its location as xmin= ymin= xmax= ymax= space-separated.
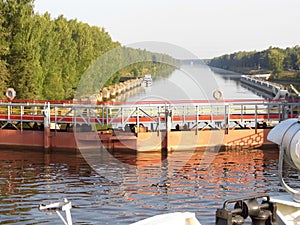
xmin=209 ymin=66 xmax=300 ymax=90
xmin=209 ymin=66 xmax=242 ymax=75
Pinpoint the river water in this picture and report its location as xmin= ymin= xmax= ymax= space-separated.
xmin=125 ymin=65 xmax=262 ymax=102
xmin=0 ymin=65 xmax=284 ymax=225
xmin=0 ymin=148 xmax=282 ymax=225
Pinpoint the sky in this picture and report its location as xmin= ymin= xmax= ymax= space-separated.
xmin=34 ymin=0 xmax=300 ymax=59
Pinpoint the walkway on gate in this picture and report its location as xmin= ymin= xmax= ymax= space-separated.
xmin=0 ymin=99 xmax=299 ymax=131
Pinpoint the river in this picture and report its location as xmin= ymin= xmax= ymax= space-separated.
xmin=0 ymin=148 xmax=281 ymax=225
xmin=0 ymin=65 xmax=283 ymax=225
xmin=125 ymin=65 xmax=263 ymax=102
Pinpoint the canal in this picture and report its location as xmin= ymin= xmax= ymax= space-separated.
xmin=0 ymin=65 xmax=283 ymax=225
xmin=125 ymin=64 xmax=263 ymax=102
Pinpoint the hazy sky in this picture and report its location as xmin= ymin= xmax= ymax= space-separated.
xmin=34 ymin=0 xmax=300 ymax=59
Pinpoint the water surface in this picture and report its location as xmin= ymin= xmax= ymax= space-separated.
xmin=0 ymin=148 xmax=282 ymax=224
xmin=125 ymin=65 xmax=262 ymax=102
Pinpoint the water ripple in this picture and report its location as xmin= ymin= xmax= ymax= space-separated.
xmin=0 ymin=148 xmax=282 ymax=225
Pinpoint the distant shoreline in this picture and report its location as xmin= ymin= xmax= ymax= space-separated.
xmin=209 ymin=66 xmax=300 ymax=88
xmin=208 ymin=66 xmax=242 ymax=75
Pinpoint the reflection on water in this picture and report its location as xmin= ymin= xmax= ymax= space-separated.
xmin=125 ymin=65 xmax=262 ymax=102
xmin=0 ymin=148 xmax=281 ymax=224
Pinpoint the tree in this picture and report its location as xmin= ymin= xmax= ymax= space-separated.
xmin=0 ymin=0 xmax=176 ymax=100
xmin=54 ymin=16 xmax=77 ymax=99
xmin=38 ymin=13 xmax=65 ymax=99
xmin=268 ymin=48 xmax=284 ymax=77
xmin=3 ymin=0 xmax=42 ymax=99
xmin=0 ymin=1 xmax=9 ymax=98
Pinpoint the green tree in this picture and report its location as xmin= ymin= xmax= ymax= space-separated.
xmin=0 ymin=0 xmax=176 ymax=100
xmin=68 ymin=20 xmax=95 ymax=83
xmin=268 ymin=48 xmax=284 ymax=77
xmin=131 ymin=67 xmax=139 ymax=77
xmin=38 ymin=14 xmax=65 ymax=99
xmin=0 ymin=1 xmax=9 ymax=98
xmin=3 ymin=0 xmax=42 ymax=99
xmin=54 ymin=16 xmax=77 ymax=99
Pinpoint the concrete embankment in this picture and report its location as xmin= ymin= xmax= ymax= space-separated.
xmin=88 ymin=78 xmax=143 ymax=102
xmin=240 ymin=75 xmax=288 ymax=99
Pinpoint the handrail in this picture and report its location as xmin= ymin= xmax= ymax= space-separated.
xmin=0 ymin=100 xmax=299 ymax=131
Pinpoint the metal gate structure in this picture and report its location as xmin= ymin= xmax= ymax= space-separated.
xmin=0 ymin=100 xmax=299 ymax=131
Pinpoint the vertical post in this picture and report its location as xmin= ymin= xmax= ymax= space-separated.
xmin=54 ymin=106 xmax=58 ymax=133
xmin=121 ymin=106 xmax=124 ymax=129
xmin=20 ymin=105 xmax=23 ymax=132
xmin=166 ymin=109 xmax=172 ymax=133
xmin=157 ymin=106 xmax=160 ymax=135
xmin=267 ymin=102 xmax=270 ymax=121
xmin=7 ymin=102 xmax=11 ymax=123
xmin=255 ymin=104 xmax=258 ymax=134
xmin=228 ymin=104 xmax=231 ymax=132
xmin=241 ymin=104 xmax=244 ymax=123
xmin=102 ymin=106 xmax=105 ymax=126
xmin=106 ymin=107 xmax=109 ymax=127
xmin=282 ymin=101 xmax=287 ymax=121
xmin=43 ymin=102 xmax=51 ymax=150
xmin=278 ymin=102 xmax=281 ymax=122
xmin=195 ymin=105 xmax=198 ymax=135
xmin=74 ymin=107 xmax=77 ymax=131
xmin=136 ymin=107 xmax=139 ymax=136
xmin=87 ymin=108 xmax=90 ymax=125
xmin=162 ymin=108 xmax=172 ymax=153
xmin=65 ymin=202 xmax=73 ymax=225
xmin=290 ymin=102 xmax=294 ymax=118
xmin=183 ymin=105 xmax=186 ymax=124
xmin=224 ymin=104 xmax=228 ymax=134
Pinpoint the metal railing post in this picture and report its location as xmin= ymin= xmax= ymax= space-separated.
xmin=157 ymin=106 xmax=160 ymax=135
xmin=195 ymin=105 xmax=198 ymax=135
xmin=7 ymin=102 xmax=11 ymax=123
xmin=20 ymin=105 xmax=23 ymax=132
xmin=255 ymin=104 xmax=258 ymax=133
xmin=121 ymin=106 xmax=124 ymax=129
xmin=106 ymin=106 xmax=109 ymax=126
xmin=224 ymin=104 xmax=228 ymax=134
xmin=136 ymin=106 xmax=139 ymax=135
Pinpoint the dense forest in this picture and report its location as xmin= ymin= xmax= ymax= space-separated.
xmin=208 ymin=46 xmax=300 ymax=79
xmin=0 ymin=0 xmax=177 ymax=100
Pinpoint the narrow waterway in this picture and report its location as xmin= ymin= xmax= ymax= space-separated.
xmin=125 ymin=65 xmax=263 ymax=102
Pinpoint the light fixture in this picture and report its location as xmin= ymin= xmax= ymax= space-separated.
xmin=267 ymin=117 xmax=300 ymax=202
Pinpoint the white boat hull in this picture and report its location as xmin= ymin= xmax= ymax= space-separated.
xmin=130 ymin=212 xmax=201 ymax=225
xmin=271 ymin=194 xmax=300 ymax=225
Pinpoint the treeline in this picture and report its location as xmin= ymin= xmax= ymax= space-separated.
xmin=0 ymin=0 xmax=177 ymax=100
xmin=76 ymin=46 xmax=178 ymax=98
xmin=208 ymin=46 xmax=300 ymax=78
